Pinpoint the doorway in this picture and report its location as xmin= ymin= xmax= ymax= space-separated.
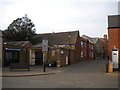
xmin=35 ymin=50 xmax=43 ymax=65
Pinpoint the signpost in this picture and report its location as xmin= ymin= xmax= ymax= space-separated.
xmin=42 ymin=39 xmax=48 ymax=72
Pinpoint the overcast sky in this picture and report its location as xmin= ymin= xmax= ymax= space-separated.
xmin=0 ymin=0 xmax=119 ymax=37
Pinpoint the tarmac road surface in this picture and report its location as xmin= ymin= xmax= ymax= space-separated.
xmin=2 ymin=59 xmax=119 ymax=88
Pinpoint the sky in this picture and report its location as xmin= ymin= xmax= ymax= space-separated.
xmin=0 ymin=0 xmax=119 ymax=38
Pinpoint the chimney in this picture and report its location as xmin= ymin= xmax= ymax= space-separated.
xmin=103 ymin=34 xmax=107 ymax=40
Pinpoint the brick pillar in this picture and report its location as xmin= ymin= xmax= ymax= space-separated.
xmin=108 ymin=28 xmax=120 ymax=65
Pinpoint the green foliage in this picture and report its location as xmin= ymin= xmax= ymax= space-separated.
xmin=4 ymin=14 xmax=36 ymax=41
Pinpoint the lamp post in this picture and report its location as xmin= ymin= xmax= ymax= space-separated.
xmin=68 ymin=32 xmax=71 ymax=65
xmin=42 ymin=39 xmax=48 ymax=72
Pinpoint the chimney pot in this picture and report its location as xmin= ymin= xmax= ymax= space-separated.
xmin=104 ymin=34 xmax=107 ymax=40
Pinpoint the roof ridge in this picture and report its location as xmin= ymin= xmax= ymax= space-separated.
xmin=36 ymin=30 xmax=79 ymax=35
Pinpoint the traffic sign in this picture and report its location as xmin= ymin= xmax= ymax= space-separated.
xmin=42 ymin=51 xmax=48 ymax=53
xmin=42 ymin=39 xmax=48 ymax=52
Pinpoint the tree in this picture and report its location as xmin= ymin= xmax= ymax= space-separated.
xmin=4 ymin=14 xmax=36 ymax=41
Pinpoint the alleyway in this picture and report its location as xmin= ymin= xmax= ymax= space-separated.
xmin=2 ymin=59 xmax=119 ymax=88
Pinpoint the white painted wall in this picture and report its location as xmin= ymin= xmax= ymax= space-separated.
xmin=29 ymin=49 xmax=35 ymax=65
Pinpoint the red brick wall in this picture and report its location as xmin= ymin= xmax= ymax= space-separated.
xmin=74 ymin=36 xmax=81 ymax=62
xmin=99 ymin=39 xmax=109 ymax=58
xmin=81 ymin=41 xmax=87 ymax=60
xmin=87 ymin=43 xmax=94 ymax=60
xmin=80 ymin=40 xmax=94 ymax=60
xmin=108 ymin=28 xmax=120 ymax=64
xmin=48 ymin=48 xmax=75 ymax=67
xmin=118 ymin=28 xmax=120 ymax=64
xmin=82 ymin=35 xmax=93 ymax=44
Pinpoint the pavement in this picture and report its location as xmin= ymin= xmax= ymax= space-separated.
xmin=1 ymin=66 xmax=62 ymax=77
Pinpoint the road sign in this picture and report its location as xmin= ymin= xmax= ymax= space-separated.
xmin=42 ymin=39 xmax=48 ymax=52
xmin=42 ymin=51 xmax=48 ymax=53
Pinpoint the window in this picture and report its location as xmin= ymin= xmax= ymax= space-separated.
xmin=57 ymin=49 xmax=59 ymax=52
xmin=52 ymin=50 xmax=55 ymax=56
xmin=91 ymin=45 xmax=93 ymax=50
xmin=6 ymin=51 xmax=12 ymax=60
xmin=58 ymin=45 xmax=65 ymax=48
xmin=5 ymin=51 xmax=19 ymax=64
xmin=66 ymin=56 xmax=68 ymax=65
xmin=81 ymin=41 xmax=83 ymax=47
xmin=13 ymin=52 xmax=19 ymax=60
xmin=81 ymin=51 xmax=83 ymax=57
xmin=61 ymin=50 xmax=64 ymax=54
xmin=84 ymin=43 xmax=86 ymax=47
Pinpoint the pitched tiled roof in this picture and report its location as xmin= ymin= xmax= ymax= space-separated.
xmin=82 ymin=35 xmax=99 ymax=44
xmin=100 ymin=38 xmax=108 ymax=42
xmin=34 ymin=31 xmax=79 ymax=45
xmin=80 ymin=37 xmax=87 ymax=42
xmin=30 ymin=43 xmax=42 ymax=48
xmin=3 ymin=41 xmax=30 ymax=47
xmin=90 ymin=38 xmax=99 ymax=44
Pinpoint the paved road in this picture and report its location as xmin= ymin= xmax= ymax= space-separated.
xmin=2 ymin=59 xmax=119 ymax=88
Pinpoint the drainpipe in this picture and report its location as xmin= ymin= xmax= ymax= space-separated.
xmin=68 ymin=32 xmax=71 ymax=65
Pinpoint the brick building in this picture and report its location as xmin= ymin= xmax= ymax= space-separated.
xmin=99 ymin=34 xmax=109 ymax=59
xmin=108 ymin=15 xmax=120 ymax=67
xmin=2 ymin=41 xmax=32 ymax=66
xmin=82 ymin=35 xmax=103 ymax=60
xmin=87 ymin=40 xmax=94 ymax=60
xmin=80 ymin=37 xmax=87 ymax=60
xmin=80 ymin=37 xmax=94 ymax=60
xmin=30 ymin=31 xmax=81 ymax=67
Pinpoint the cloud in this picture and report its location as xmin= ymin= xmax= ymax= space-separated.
xmin=0 ymin=0 xmax=119 ymax=37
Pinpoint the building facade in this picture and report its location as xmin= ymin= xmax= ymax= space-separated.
xmin=80 ymin=37 xmax=94 ymax=60
xmin=30 ymin=31 xmax=81 ymax=67
xmin=99 ymin=35 xmax=109 ymax=59
xmin=93 ymin=39 xmax=104 ymax=59
xmin=82 ymin=35 xmax=103 ymax=60
xmin=2 ymin=41 xmax=32 ymax=66
xmin=80 ymin=37 xmax=88 ymax=60
xmin=108 ymin=15 xmax=120 ymax=67
xmin=0 ymin=31 xmax=2 ymax=66
xmin=87 ymin=41 xmax=94 ymax=60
